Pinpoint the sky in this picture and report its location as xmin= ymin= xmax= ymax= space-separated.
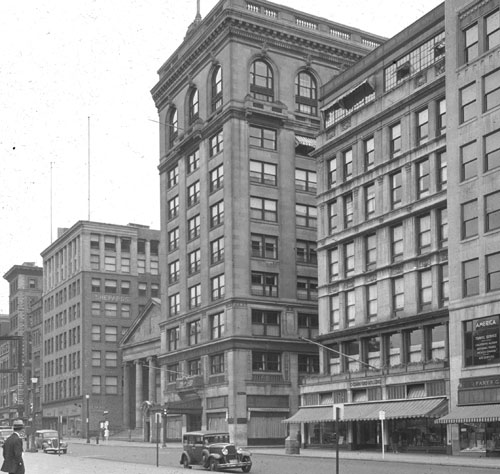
xmin=0 ymin=0 xmax=444 ymax=313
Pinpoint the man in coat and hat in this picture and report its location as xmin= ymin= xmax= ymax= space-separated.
xmin=1 ymin=420 xmax=24 ymax=474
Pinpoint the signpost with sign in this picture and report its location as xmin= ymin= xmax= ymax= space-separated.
xmin=379 ymin=410 xmax=385 ymax=459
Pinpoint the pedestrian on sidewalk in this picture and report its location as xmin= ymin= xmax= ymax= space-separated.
xmin=1 ymin=419 xmax=25 ymax=474
xmin=390 ymin=431 xmax=399 ymax=453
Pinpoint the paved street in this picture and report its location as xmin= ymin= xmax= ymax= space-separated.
xmin=23 ymin=438 xmax=500 ymax=474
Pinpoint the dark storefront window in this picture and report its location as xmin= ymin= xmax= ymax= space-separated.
xmin=464 ymin=315 xmax=500 ymax=367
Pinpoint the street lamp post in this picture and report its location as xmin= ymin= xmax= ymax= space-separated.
xmin=85 ymin=395 xmax=90 ymax=444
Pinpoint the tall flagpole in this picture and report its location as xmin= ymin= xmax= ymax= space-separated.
xmin=50 ymin=161 xmax=54 ymax=242
xmin=88 ymin=116 xmax=91 ymax=221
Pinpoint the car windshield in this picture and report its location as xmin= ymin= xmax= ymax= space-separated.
xmin=205 ymin=435 xmax=230 ymax=444
xmin=42 ymin=431 xmax=58 ymax=438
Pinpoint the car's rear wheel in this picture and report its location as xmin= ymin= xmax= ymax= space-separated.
xmin=209 ymin=458 xmax=219 ymax=471
xmin=241 ymin=456 xmax=251 ymax=472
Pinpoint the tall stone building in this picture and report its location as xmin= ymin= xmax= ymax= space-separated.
xmin=40 ymin=221 xmax=159 ymax=436
xmin=150 ymin=0 xmax=383 ymax=445
xmin=1 ymin=263 xmax=43 ymax=425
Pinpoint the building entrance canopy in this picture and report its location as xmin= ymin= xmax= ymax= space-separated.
xmin=283 ymin=398 xmax=447 ymax=424
xmin=436 ymin=404 xmax=500 ymax=424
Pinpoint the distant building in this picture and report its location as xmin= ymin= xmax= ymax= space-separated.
xmin=27 ymin=297 xmax=43 ymax=430
xmin=148 ymin=0 xmax=384 ymax=446
xmin=40 ymin=221 xmax=160 ymax=437
xmin=1 ymin=262 xmax=43 ymax=426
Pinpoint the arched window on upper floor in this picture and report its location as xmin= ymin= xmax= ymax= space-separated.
xmin=211 ymin=66 xmax=223 ymax=112
xmin=295 ymin=71 xmax=318 ymax=115
xmin=168 ymin=107 xmax=178 ymax=146
xmin=188 ymin=88 xmax=199 ymax=124
xmin=250 ymin=59 xmax=274 ymax=102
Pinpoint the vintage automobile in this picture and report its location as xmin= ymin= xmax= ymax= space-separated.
xmin=34 ymin=429 xmax=68 ymax=454
xmin=0 ymin=428 xmax=13 ymax=447
xmin=180 ymin=431 xmax=252 ymax=472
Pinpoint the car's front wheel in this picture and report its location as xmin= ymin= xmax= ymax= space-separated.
xmin=182 ymin=456 xmax=190 ymax=469
xmin=209 ymin=458 xmax=219 ymax=471
xmin=241 ymin=456 xmax=251 ymax=472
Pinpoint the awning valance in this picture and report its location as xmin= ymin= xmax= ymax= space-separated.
xmin=295 ymin=135 xmax=316 ymax=150
xmin=282 ymin=406 xmax=334 ymax=424
xmin=435 ymin=404 xmax=500 ymax=424
xmin=343 ymin=398 xmax=447 ymax=421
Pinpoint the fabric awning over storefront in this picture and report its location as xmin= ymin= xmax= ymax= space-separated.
xmin=342 ymin=398 xmax=448 ymax=421
xmin=295 ymin=135 xmax=316 ymax=150
xmin=435 ymin=404 xmax=500 ymax=424
xmin=283 ymin=406 xmax=334 ymax=424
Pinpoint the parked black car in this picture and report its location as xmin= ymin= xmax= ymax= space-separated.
xmin=34 ymin=430 xmax=68 ymax=454
xmin=180 ymin=431 xmax=252 ymax=471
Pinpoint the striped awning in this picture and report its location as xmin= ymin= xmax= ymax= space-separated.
xmin=436 ymin=404 xmax=500 ymax=424
xmin=342 ymin=398 xmax=448 ymax=421
xmin=295 ymin=135 xmax=316 ymax=150
xmin=283 ymin=406 xmax=333 ymax=424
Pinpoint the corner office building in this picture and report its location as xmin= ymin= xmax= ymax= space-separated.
xmin=150 ymin=0 xmax=383 ymax=446
xmin=290 ymin=4 xmax=451 ymax=453
xmin=40 ymin=221 xmax=160 ymax=436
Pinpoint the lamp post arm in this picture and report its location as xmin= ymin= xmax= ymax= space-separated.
xmin=298 ymin=336 xmax=379 ymax=371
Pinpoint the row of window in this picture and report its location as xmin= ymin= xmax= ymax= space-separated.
xmin=44 ymin=279 xmax=81 ymax=312
xmin=90 ymin=278 xmax=159 ymax=297
xmin=90 ymin=252 xmax=159 ymax=275
xmin=459 ymin=128 xmax=500 ymax=181
xmin=91 ymin=301 xmax=138 ymax=319
xmin=44 ymin=303 xmax=81 ymax=333
xmin=44 ymin=327 xmax=81 ymax=355
xmin=462 ymin=251 xmax=500 ymax=297
xmin=92 ymin=350 xmax=118 ymax=368
xmin=44 ymin=351 xmax=80 ymax=377
xmin=44 ymin=376 xmax=82 ymax=402
xmin=328 ymin=209 xmax=448 ymax=281
xmin=462 ymin=8 xmax=499 ymax=64
xmin=328 ymin=264 xmax=448 ymax=332
xmin=90 ymin=234 xmax=159 ymax=255
xmin=167 ymin=62 xmax=319 ymax=145
xmin=461 ymin=190 xmax=500 ymax=238
xmin=44 ymin=236 xmax=80 ymax=290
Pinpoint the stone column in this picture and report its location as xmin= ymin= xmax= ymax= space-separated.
xmin=123 ymin=362 xmax=131 ymax=429
xmin=135 ymin=360 xmax=143 ymax=428
xmin=148 ymin=357 xmax=156 ymax=404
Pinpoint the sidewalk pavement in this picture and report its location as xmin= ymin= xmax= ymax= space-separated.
xmin=65 ymin=436 xmax=500 ymax=470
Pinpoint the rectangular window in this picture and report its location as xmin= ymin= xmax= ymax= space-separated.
xmin=344 ymin=241 xmax=355 ymax=277
xmin=484 ymin=68 xmax=500 ymax=111
xmin=390 ymin=171 xmax=402 ymax=208
xmin=295 ymin=168 xmax=317 ymax=192
xmin=391 ymin=224 xmax=403 ymax=262
xmin=251 ymin=234 xmax=278 ymax=259
xmin=393 ymin=277 xmax=404 ymax=316
xmin=365 ymin=183 xmax=375 ymax=218
xmin=463 ymin=259 xmax=479 ymax=297
xmin=250 ymin=197 xmax=277 ymax=222
xmin=486 ymin=191 xmax=500 ymax=232
xmin=105 ymin=376 xmax=118 ymax=395
xmin=328 ymin=200 xmax=338 ymax=232
xmin=328 ymin=247 xmax=339 ymax=281
xmin=104 ymin=256 xmax=116 ymax=272
xmin=137 ymin=239 xmax=146 ymax=255
xmin=417 ymin=214 xmax=431 ymax=254
xmin=419 ymin=269 xmax=432 ymax=311
xmin=343 ymin=148 xmax=353 ymax=180
xmin=298 ymin=354 xmax=319 ymax=374
xmin=168 ymin=228 xmax=179 ymax=251
xmin=121 ymin=303 xmax=131 ymax=318
xmin=297 ymin=277 xmax=318 ymax=300
xmin=486 ymin=10 xmax=500 ymax=50
xmin=417 ymin=158 xmax=430 ymax=198
xmin=211 ymin=274 xmax=225 ymax=301
xmin=364 ymin=136 xmax=375 ymax=169
xmin=189 ymin=284 xmax=201 ymax=309
xmin=210 ymin=130 xmax=223 ymax=156
xmin=187 ymin=181 xmax=200 ymax=207
xmin=104 ymin=326 xmax=117 ymax=342
xmin=328 ymin=157 xmax=337 ymax=188
xmin=169 ymin=293 xmax=180 ymax=316
xmin=187 ymin=215 xmax=201 ymax=240
xmin=92 ymin=301 xmax=101 ymax=316
xmin=92 ymin=376 xmax=101 ymax=394
xmin=251 ymin=272 xmax=278 ymax=297
xmin=390 ymin=122 xmax=402 ymax=157
xmin=250 ymin=160 xmax=277 ymax=185
xmin=120 ymin=237 xmax=131 ymax=254
xmin=167 ymin=364 xmax=179 ymax=383
xmin=343 ymin=193 xmax=353 ymax=227
xmin=437 ymin=98 xmax=446 ymax=135
xmin=329 ymin=295 xmax=340 ymax=331
xmin=210 ymin=236 xmax=225 ymax=264
xmin=460 ymin=82 xmax=476 ymax=123
xmin=168 ymin=260 xmax=180 ymax=284
xmin=346 ymin=290 xmax=355 ymax=327
xmin=439 ymin=263 xmax=449 ymax=307
xmin=249 ymin=125 xmax=277 ymax=150
xmin=461 ymin=141 xmax=477 ymax=181
xmin=92 ymin=350 xmax=101 ymax=367
xmin=210 ymin=354 xmax=225 ymax=375
xmin=91 ymin=325 xmax=101 ymax=342
xmin=416 ymin=108 xmax=429 ymax=143
xmin=438 ymin=207 xmax=448 ymax=247
xmin=104 ymin=235 xmax=116 ymax=252
xmin=168 ymin=196 xmax=179 ymax=219
xmin=91 ymin=278 xmax=101 ymax=293
xmin=438 ymin=149 xmax=447 ymax=190
xmin=210 ymin=200 xmax=224 ymax=228
xmin=167 ymin=327 xmax=179 ymax=351
xmin=120 ymin=257 xmax=130 ymax=273
xmin=462 ymin=200 xmax=478 ymax=239
xmin=365 ymin=234 xmax=377 ymax=271
xmin=187 ymin=149 xmax=200 ymax=174
xmin=210 ymin=164 xmax=224 ymax=192
xmin=104 ymin=302 xmax=117 ymax=317
xmin=296 ymin=240 xmax=317 ymax=264
xmin=296 ymin=204 xmax=317 ymax=228
xmin=487 ymin=252 xmax=500 ymax=292
xmin=252 ymin=352 xmax=281 ymax=372
xmin=187 ymin=320 xmax=201 ymax=346
xmin=297 ymin=313 xmax=318 ymax=339
xmin=485 ymin=129 xmax=500 ymax=172
xmin=105 ymin=351 xmax=117 ymax=368
xmin=464 ymin=23 xmax=479 ymax=63
xmin=104 ymin=279 xmax=117 ymax=294
xmin=188 ymin=249 xmax=201 ymax=275
xmin=367 ymin=284 xmax=377 ymax=320
xmin=210 ymin=312 xmax=225 ymax=340
xmin=167 ymin=166 xmax=179 ymax=188
xmin=252 ymin=310 xmax=280 ymax=336
xmin=90 ymin=254 xmax=100 ymax=271
xmin=90 ymin=234 xmax=100 ymax=250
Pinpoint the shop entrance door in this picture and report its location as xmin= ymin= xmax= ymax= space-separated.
xmin=353 ymin=420 xmax=380 ymax=449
